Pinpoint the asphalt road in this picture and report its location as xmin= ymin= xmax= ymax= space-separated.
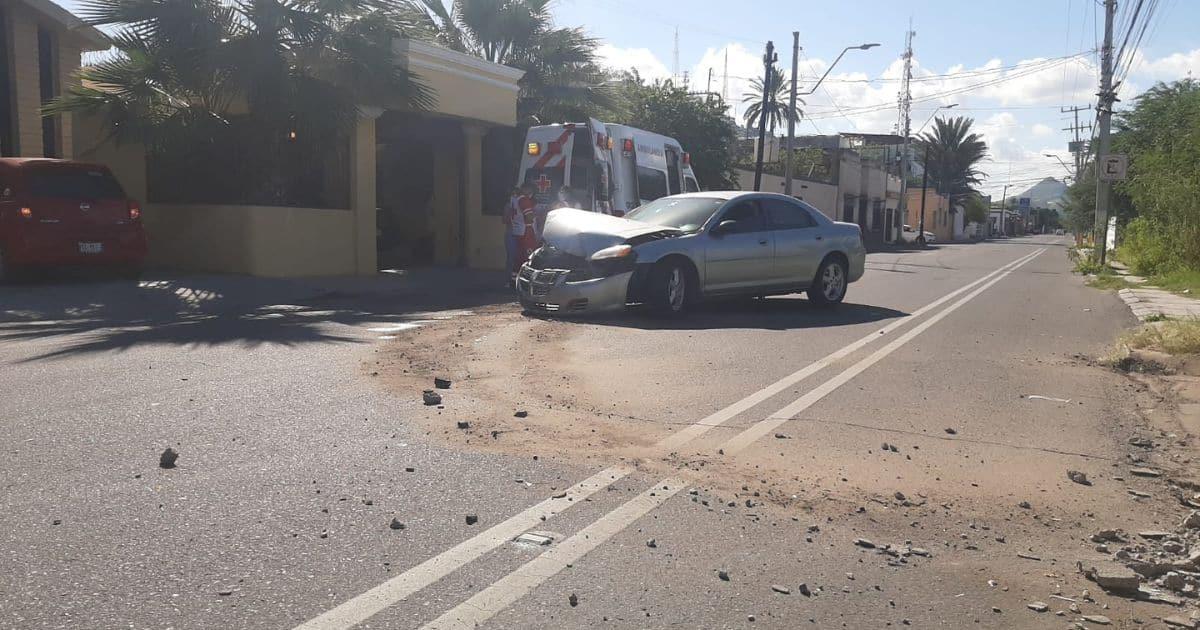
xmin=4 ymin=235 xmax=1182 ymax=629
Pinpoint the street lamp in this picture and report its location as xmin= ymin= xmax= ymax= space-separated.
xmin=915 ymin=104 xmax=958 ymax=245
xmin=782 ymin=42 xmax=879 ymax=195
xmin=1044 ymin=153 xmax=1074 ymax=176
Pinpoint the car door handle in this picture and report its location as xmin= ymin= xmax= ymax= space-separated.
xmin=758 ymin=239 xmax=768 ymax=245
xmin=815 ymin=235 xmax=823 ymax=241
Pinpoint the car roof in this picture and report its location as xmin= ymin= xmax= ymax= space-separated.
xmin=665 ymin=191 xmax=800 ymax=202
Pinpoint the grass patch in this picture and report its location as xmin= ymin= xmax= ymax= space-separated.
xmin=1151 ymin=268 xmax=1200 ymax=296
xmin=1119 ymin=320 xmax=1200 ymax=356
xmin=1086 ymin=273 xmax=1134 ymax=290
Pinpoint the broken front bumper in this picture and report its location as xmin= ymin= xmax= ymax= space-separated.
xmin=516 ymin=265 xmax=633 ymax=315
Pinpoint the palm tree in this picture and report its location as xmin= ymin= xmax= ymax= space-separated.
xmin=410 ymin=0 xmax=613 ymax=125
xmin=916 ymin=116 xmax=988 ymax=203
xmin=45 ymin=0 xmax=432 ymax=205
xmin=741 ymin=66 xmax=803 ymax=135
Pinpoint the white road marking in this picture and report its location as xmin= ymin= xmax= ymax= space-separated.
xmin=411 ymin=249 xmax=1046 ymax=630
xmin=292 ymin=248 xmax=1044 ymax=630
xmin=720 ymin=248 xmax=1045 ymax=453
xmin=655 ymin=247 xmax=1045 ymax=450
xmin=421 ymin=479 xmax=688 ymax=630
xmin=291 ymin=467 xmax=632 ymax=630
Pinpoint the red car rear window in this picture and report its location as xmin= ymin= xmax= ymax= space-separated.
xmin=26 ymin=166 xmax=125 ymax=199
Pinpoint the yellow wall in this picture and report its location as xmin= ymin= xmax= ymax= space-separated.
xmin=3 ymin=0 xmax=93 ymax=157
xmin=397 ymin=41 xmax=521 ymax=127
xmin=905 ymin=189 xmax=953 ymax=242
xmin=143 ymin=204 xmax=357 ymax=277
xmin=73 ymin=112 xmax=147 ymax=202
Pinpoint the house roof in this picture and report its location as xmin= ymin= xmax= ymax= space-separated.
xmin=20 ymin=0 xmax=108 ymax=51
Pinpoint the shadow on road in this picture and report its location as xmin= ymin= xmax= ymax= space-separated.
xmin=548 ymin=296 xmax=909 ymax=332
xmin=0 ymin=268 xmax=516 ymax=362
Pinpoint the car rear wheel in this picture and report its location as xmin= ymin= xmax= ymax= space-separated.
xmin=808 ymin=257 xmax=847 ymax=306
xmin=648 ymin=259 xmax=692 ymax=316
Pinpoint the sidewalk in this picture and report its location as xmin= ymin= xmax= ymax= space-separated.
xmin=1110 ymin=261 xmax=1200 ymax=322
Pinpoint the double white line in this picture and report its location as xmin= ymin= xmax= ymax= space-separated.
xmin=295 ymin=248 xmax=1046 ymax=630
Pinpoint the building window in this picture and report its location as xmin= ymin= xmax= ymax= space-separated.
xmin=842 ymin=196 xmax=855 ymax=222
xmin=871 ymin=200 xmax=883 ymax=232
xmin=38 ymin=26 xmax=59 ymax=158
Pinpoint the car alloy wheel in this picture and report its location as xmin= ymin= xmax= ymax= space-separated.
xmin=822 ymin=262 xmax=845 ymax=302
xmin=666 ymin=266 xmax=686 ymax=312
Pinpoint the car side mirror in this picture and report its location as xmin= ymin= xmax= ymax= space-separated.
xmin=712 ymin=219 xmax=738 ymax=236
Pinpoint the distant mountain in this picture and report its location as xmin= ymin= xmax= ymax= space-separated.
xmin=1016 ymin=177 xmax=1068 ymax=209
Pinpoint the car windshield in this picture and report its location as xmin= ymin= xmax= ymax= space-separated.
xmin=624 ymin=196 xmax=724 ymax=233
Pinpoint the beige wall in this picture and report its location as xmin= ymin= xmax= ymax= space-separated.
xmin=905 ymin=189 xmax=953 ymax=242
xmin=73 ymin=112 xmax=147 ymax=202
xmin=2 ymin=0 xmax=95 ymax=158
xmin=396 ymin=40 xmax=522 ymax=127
xmin=731 ymin=169 xmax=840 ymax=222
xmin=143 ymin=204 xmax=357 ymax=277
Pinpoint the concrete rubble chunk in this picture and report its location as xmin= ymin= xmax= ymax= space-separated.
xmin=1183 ymin=511 xmax=1200 ymax=529
xmin=389 ymin=518 xmax=405 ymax=530
xmin=568 ymin=593 xmax=578 ymax=607
xmin=771 ymin=585 xmax=791 ymax=595
xmin=514 ymin=532 xmax=554 ymax=546
xmin=1164 ymin=615 xmax=1198 ymax=628
xmin=513 ymin=410 xmax=528 ymax=418
xmin=944 ymin=427 xmax=957 ymax=435
xmin=1139 ymin=530 xmax=1171 ymax=539
xmin=422 ymin=390 xmax=442 ymax=406
xmin=854 ymin=538 xmax=876 ymax=549
xmin=1130 ymin=467 xmax=1162 ymax=478
xmin=1082 ymin=614 xmax=1112 ymax=625
xmin=1091 ymin=529 xmax=1128 ymax=543
xmin=159 ymin=447 xmax=179 ymax=469
xmin=465 ymin=514 xmax=479 ymax=525
xmin=1027 ymin=601 xmax=1048 ymax=612
xmin=797 ymin=583 xmax=811 ymax=596
xmin=433 ymin=376 xmax=451 ymax=389
xmin=1083 ymin=562 xmax=1141 ymax=593
xmin=1018 ymin=501 xmax=1032 ymax=509
xmin=1067 ymin=470 xmax=1092 ymax=486
xmin=717 ymin=570 xmax=730 ymax=581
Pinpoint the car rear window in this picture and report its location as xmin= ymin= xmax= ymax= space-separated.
xmin=26 ymin=166 xmax=125 ymax=199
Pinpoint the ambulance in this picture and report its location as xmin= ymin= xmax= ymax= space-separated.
xmin=518 ymin=119 xmax=700 ymax=217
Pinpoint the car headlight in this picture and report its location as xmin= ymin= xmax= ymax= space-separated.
xmin=590 ymin=244 xmax=634 ymax=261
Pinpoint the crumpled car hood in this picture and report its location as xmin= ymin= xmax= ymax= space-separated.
xmin=540 ymin=208 xmax=679 ymax=257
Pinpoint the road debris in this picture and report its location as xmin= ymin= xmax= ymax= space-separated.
xmin=798 ymin=583 xmax=811 ymax=596
xmin=159 ymin=447 xmax=179 ymax=469
xmin=1026 ymin=601 xmax=1048 ymax=612
xmin=717 ymin=570 xmax=730 ymax=581
xmin=771 ymin=585 xmax=790 ymax=595
xmin=646 ymin=539 xmax=657 ymax=548
xmin=1083 ymin=562 xmax=1140 ymax=593
xmin=434 ymin=376 xmax=452 ymax=389
xmin=568 ymin=593 xmax=578 ymax=607
xmin=1067 ymin=470 xmax=1092 ymax=486
xmin=422 ymin=390 xmax=442 ymax=405
xmin=514 ymin=410 xmax=528 ymax=418
xmin=854 ymin=538 xmax=876 ymax=549
xmin=456 ymin=421 xmax=470 ymax=430
xmin=465 ymin=514 xmax=479 ymax=525
xmin=389 ymin=518 xmax=405 ymax=530
xmin=944 ymin=427 xmax=957 ymax=435
xmin=1081 ymin=614 xmax=1112 ymax=625
xmin=514 ymin=532 xmax=554 ymax=546
xmin=1018 ymin=501 xmax=1032 ymax=509
xmin=1017 ymin=552 xmax=1042 ymax=561
xmin=1026 ymin=394 xmax=1071 ymax=403
xmin=1130 ymin=467 xmax=1162 ymax=478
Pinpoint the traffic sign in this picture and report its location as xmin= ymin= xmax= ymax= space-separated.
xmin=1100 ymin=154 xmax=1128 ymax=181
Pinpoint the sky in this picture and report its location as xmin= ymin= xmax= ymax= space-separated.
xmin=52 ymin=0 xmax=1200 ymax=197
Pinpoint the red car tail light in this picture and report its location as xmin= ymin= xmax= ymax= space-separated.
xmin=19 ymin=207 xmax=32 ymax=219
xmin=128 ymin=200 xmax=141 ymax=220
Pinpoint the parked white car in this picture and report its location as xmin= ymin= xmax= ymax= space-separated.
xmin=902 ymin=224 xmax=936 ymax=243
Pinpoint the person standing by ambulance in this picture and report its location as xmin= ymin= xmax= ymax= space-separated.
xmin=502 ymin=186 xmax=521 ymax=284
xmin=513 ymin=183 xmax=538 ymax=274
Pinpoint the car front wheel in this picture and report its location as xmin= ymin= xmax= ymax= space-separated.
xmin=808 ymin=257 xmax=847 ymax=306
xmin=648 ymin=259 xmax=692 ymax=316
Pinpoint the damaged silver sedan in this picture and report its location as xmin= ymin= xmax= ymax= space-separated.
xmin=516 ymin=191 xmax=867 ymax=316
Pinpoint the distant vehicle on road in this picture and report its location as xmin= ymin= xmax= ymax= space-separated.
xmin=518 ymin=120 xmax=699 ymax=217
xmin=0 ymin=158 xmax=147 ymax=282
xmin=901 ymin=224 xmax=937 ymax=244
xmin=516 ymin=191 xmax=867 ymax=316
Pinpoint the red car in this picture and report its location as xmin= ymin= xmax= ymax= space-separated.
xmin=0 ymin=158 xmax=147 ymax=281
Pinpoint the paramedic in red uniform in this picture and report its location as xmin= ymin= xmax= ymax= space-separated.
xmin=514 ymin=184 xmax=538 ymax=270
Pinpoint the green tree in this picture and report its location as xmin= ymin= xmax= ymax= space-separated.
xmin=1110 ymin=79 xmax=1200 ymax=274
xmin=411 ymin=0 xmax=612 ymax=125
xmin=962 ymin=193 xmax=989 ymax=224
xmin=916 ymin=116 xmax=988 ymax=197
xmin=741 ymin=66 xmax=802 ymax=135
xmin=46 ymin=0 xmax=432 ymax=206
xmin=616 ymin=73 xmax=739 ymax=189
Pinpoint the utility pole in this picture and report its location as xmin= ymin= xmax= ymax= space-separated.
xmin=998 ymin=184 xmax=1010 ymax=236
xmin=917 ymin=143 xmax=929 ymax=244
xmin=753 ymin=40 xmax=776 ymax=192
xmin=1061 ymin=104 xmax=1090 ymax=178
xmin=1093 ymin=0 xmax=1117 ymax=265
xmin=896 ymin=25 xmax=915 ymax=242
xmin=722 ymin=48 xmax=729 ymax=105
xmin=706 ymin=67 xmax=713 ymax=102
xmin=783 ymin=32 xmax=801 ymax=196
xmin=672 ymin=27 xmax=680 ymax=83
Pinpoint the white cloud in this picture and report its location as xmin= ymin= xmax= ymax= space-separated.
xmin=595 ymin=44 xmax=670 ymax=81
xmin=1032 ymin=123 xmax=1053 ymax=137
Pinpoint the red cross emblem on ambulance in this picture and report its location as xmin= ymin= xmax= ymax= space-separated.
xmin=535 ymin=174 xmax=553 ymax=193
